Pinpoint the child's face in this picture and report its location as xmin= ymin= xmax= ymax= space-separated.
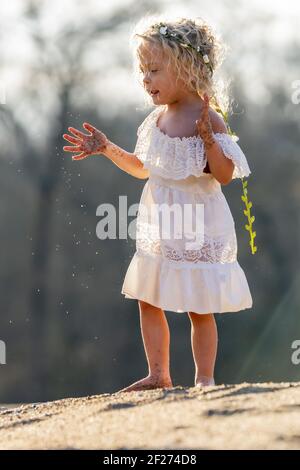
xmin=138 ymin=41 xmax=189 ymax=105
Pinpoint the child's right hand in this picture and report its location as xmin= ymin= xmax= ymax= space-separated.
xmin=63 ymin=122 xmax=110 ymax=160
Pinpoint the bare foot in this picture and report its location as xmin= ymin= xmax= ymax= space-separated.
xmin=195 ymin=376 xmax=215 ymax=388
xmin=116 ymin=376 xmax=173 ymax=394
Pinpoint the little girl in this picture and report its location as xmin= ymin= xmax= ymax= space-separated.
xmin=63 ymin=16 xmax=253 ymax=393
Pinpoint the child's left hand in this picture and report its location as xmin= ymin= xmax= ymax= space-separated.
xmin=196 ymin=93 xmax=215 ymax=147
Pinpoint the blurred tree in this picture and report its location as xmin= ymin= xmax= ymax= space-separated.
xmin=0 ymin=0 xmax=299 ymax=401
xmin=0 ymin=0 xmax=160 ymax=399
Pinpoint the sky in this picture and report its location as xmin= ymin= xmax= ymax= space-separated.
xmin=0 ymin=0 xmax=299 ymax=119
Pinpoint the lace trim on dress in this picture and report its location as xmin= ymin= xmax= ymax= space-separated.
xmin=134 ymin=106 xmax=251 ymax=180
xmin=136 ymin=221 xmax=237 ymax=265
xmin=213 ymin=133 xmax=251 ymax=179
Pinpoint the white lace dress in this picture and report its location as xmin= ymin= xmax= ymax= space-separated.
xmin=121 ymin=105 xmax=253 ymax=314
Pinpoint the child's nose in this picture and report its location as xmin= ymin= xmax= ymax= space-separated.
xmin=143 ymin=73 xmax=151 ymax=84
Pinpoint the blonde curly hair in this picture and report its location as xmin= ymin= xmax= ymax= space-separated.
xmin=130 ymin=14 xmax=232 ymax=116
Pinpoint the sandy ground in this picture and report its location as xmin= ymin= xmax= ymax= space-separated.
xmin=0 ymin=382 xmax=300 ymax=450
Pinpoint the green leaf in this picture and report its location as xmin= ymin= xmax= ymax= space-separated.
xmin=245 ymin=224 xmax=250 ymax=230
xmin=243 ymin=209 xmax=248 ymax=216
xmin=241 ymin=195 xmax=246 ymax=202
xmin=252 ymin=231 xmax=256 ymax=238
xmin=251 ymin=216 xmax=255 ymax=223
xmin=248 ymin=201 xmax=252 ymax=209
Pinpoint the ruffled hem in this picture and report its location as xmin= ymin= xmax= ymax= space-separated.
xmin=121 ymin=251 xmax=253 ymax=314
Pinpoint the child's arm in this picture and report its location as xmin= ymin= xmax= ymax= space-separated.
xmin=203 ymin=113 xmax=235 ymax=185
xmin=63 ymin=122 xmax=149 ymax=179
xmin=196 ymin=94 xmax=234 ymax=185
xmin=104 ymin=141 xmax=149 ymax=180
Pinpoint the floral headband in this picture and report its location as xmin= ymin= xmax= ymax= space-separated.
xmin=153 ymin=22 xmax=258 ymax=255
xmin=153 ymin=22 xmax=214 ymax=76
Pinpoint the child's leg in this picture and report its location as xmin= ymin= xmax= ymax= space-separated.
xmin=116 ymin=300 xmax=173 ymax=393
xmin=188 ymin=312 xmax=218 ymax=387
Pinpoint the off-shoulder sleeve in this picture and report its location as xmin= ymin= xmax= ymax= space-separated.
xmin=134 ymin=107 xmax=160 ymax=163
xmin=134 ymin=123 xmax=148 ymax=163
xmin=213 ymin=133 xmax=251 ymax=179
